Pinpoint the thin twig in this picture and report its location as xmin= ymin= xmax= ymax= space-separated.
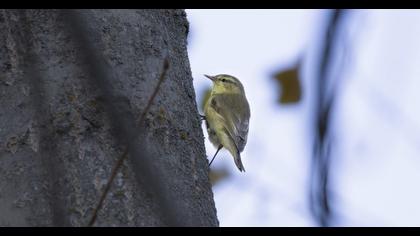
xmin=88 ymin=149 xmax=128 ymax=226
xmin=138 ymin=58 xmax=169 ymax=125
xmin=87 ymin=57 xmax=169 ymax=227
xmin=63 ymin=9 xmax=183 ymax=226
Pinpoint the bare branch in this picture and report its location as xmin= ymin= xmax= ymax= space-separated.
xmin=88 ymin=58 xmax=169 ymax=227
xmin=310 ymin=9 xmax=348 ymax=227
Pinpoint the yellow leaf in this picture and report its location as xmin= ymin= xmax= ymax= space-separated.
xmin=273 ymin=62 xmax=302 ymax=104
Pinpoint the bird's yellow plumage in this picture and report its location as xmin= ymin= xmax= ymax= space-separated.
xmin=203 ymin=74 xmax=250 ymax=172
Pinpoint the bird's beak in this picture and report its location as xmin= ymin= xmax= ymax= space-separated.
xmin=204 ymin=74 xmax=215 ymax=81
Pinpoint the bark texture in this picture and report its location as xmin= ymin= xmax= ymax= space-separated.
xmin=0 ymin=9 xmax=218 ymax=226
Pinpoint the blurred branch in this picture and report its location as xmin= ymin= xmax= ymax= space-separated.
xmin=17 ymin=10 xmax=70 ymax=226
xmin=62 ymin=10 xmax=186 ymax=226
xmin=310 ymin=9 xmax=348 ymax=227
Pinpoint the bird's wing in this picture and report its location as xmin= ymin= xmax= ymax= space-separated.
xmin=211 ymin=94 xmax=250 ymax=152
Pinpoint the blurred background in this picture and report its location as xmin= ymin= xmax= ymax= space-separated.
xmin=186 ymin=9 xmax=420 ymax=226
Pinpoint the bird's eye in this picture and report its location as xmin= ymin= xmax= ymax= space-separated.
xmin=221 ymin=78 xmax=227 ymax=82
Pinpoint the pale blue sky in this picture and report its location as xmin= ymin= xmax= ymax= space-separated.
xmin=186 ymin=9 xmax=420 ymax=226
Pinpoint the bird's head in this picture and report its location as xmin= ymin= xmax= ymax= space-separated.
xmin=205 ymin=74 xmax=244 ymax=95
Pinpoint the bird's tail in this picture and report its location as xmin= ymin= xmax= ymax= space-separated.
xmin=221 ymin=128 xmax=246 ymax=172
xmin=233 ymin=151 xmax=246 ymax=172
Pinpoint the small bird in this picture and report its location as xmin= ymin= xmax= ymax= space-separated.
xmin=203 ymin=74 xmax=250 ymax=172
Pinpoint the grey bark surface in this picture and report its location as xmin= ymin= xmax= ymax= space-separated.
xmin=0 ymin=9 xmax=218 ymax=226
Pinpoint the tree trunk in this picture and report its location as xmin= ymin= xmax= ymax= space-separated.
xmin=0 ymin=9 xmax=218 ymax=226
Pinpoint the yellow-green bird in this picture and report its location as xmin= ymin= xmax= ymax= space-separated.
xmin=203 ymin=74 xmax=250 ymax=172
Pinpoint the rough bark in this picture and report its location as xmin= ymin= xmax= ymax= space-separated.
xmin=0 ymin=9 xmax=218 ymax=226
